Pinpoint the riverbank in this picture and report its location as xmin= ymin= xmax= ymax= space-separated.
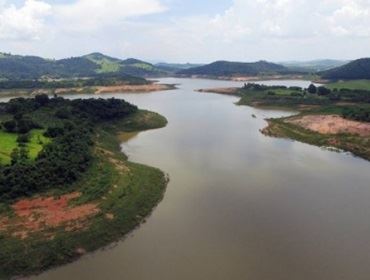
xmin=262 ymin=114 xmax=370 ymax=161
xmin=198 ymin=83 xmax=370 ymax=162
xmin=179 ymin=74 xmax=310 ymax=82
xmin=0 ymin=110 xmax=169 ymax=279
xmin=0 ymin=83 xmax=176 ymax=98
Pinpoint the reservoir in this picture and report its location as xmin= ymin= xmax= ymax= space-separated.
xmin=26 ymin=78 xmax=370 ymax=280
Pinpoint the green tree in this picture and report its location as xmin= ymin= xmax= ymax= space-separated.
xmin=307 ymin=84 xmax=317 ymax=94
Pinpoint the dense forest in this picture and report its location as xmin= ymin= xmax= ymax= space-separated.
xmin=177 ymin=60 xmax=300 ymax=76
xmin=0 ymin=52 xmax=165 ymax=80
xmin=237 ymin=83 xmax=370 ymax=121
xmin=0 ymin=74 xmax=148 ymax=90
xmin=0 ymin=95 xmax=137 ymax=201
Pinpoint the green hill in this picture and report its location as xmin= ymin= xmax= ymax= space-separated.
xmin=281 ymin=59 xmax=349 ymax=72
xmin=320 ymin=58 xmax=370 ymax=80
xmin=0 ymin=52 xmax=165 ymax=80
xmin=177 ymin=60 xmax=293 ymax=76
xmin=155 ymin=62 xmax=204 ymax=73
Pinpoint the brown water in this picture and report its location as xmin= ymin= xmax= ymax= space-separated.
xmin=24 ymin=78 xmax=370 ymax=280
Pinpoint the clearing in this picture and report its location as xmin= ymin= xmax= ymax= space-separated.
xmin=0 ymin=129 xmax=50 ymax=165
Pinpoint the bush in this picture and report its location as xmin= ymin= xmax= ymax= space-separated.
xmin=17 ymin=133 xmax=30 ymax=144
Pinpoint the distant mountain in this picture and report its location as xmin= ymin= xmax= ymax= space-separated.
xmin=320 ymin=58 xmax=370 ymax=80
xmin=177 ymin=60 xmax=293 ymax=77
xmin=281 ymin=59 xmax=349 ymax=72
xmin=155 ymin=62 xmax=204 ymax=73
xmin=0 ymin=52 xmax=165 ymax=80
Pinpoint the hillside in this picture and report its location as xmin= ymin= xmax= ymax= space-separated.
xmin=281 ymin=59 xmax=349 ymax=72
xmin=0 ymin=52 xmax=165 ymax=80
xmin=177 ymin=60 xmax=293 ymax=77
xmin=320 ymin=58 xmax=370 ymax=80
xmin=155 ymin=62 xmax=204 ymax=73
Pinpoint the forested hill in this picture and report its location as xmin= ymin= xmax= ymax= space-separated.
xmin=0 ymin=52 xmax=165 ymax=80
xmin=320 ymin=58 xmax=370 ymax=80
xmin=177 ymin=60 xmax=293 ymax=76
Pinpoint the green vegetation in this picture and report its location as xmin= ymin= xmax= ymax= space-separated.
xmin=178 ymin=60 xmax=299 ymax=76
xmin=236 ymin=83 xmax=370 ymax=111
xmin=320 ymin=58 xmax=370 ymax=80
xmin=263 ymin=116 xmax=370 ymax=161
xmin=281 ymin=59 xmax=349 ymax=72
xmin=0 ymin=74 xmax=148 ymax=90
xmin=155 ymin=62 xmax=204 ymax=73
xmin=211 ymin=82 xmax=370 ymax=162
xmin=0 ymin=95 xmax=168 ymax=279
xmin=0 ymin=52 xmax=166 ymax=81
xmin=0 ymin=129 xmax=50 ymax=165
xmin=326 ymin=80 xmax=370 ymax=91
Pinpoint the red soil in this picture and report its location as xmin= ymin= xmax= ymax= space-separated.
xmin=0 ymin=192 xmax=100 ymax=239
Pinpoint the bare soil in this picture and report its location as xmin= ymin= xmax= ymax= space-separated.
xmin=287 ymin=115 xmax=370 ymax=136
xmin=0 ymin=192 xmax=99 ymax=239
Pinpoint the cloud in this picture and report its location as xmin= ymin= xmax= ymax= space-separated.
xmin=0 ymin=0 xmax=51 ymax=40
xmin=203 ymin=0 xmax=370 ymax=39
xmin=54 ymin=0 xmax=166 ymax=32
xmin=1 ymin=0 xmax=370 ymax=61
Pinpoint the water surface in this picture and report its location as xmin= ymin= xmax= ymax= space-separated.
xmin=22 ymin=78 xmax=370 ymax=280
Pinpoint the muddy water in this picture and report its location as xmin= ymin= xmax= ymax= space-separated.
xmin=25 ymin=78 xmax=370 ymax=280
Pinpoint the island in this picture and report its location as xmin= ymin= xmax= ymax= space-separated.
xmin=0 ymin=95 xmax=168 ymax=279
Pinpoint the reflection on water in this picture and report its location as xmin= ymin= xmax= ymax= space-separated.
xmin=21 ymin=78 xmax=370 ymax=280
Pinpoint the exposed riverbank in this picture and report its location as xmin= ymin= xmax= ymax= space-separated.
xmin=0 ymin=110 xmax=169 ymax=279
xmin=198 ymin=84 xmax=370 ymax=162
xmin=0 ymin=83 xmax=176 ymax=98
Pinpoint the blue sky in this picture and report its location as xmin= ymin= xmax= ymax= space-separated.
xmin=1 ymin=0 xmax=370 ymax=62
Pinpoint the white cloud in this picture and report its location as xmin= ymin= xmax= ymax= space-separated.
xmin=1 ymin=0 xmax=370 ymax=61
xmin=0 ymin=0 xmax=51 ymax=40
xmin=54 ymin=0 xmax=166 ymax=32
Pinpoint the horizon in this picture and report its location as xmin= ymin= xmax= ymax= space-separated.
xmin=0 ymin=50 xmax=361 ymax=65
xmin=0 ymin=0 xmax=370 ymax=63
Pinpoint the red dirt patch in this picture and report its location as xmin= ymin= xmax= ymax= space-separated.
xmin=0 ymin=192 xmax=100 ymax=239
xmin=287 ymin=115 xmax=370 ymax=136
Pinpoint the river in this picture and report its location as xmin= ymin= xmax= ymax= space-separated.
xmin=18 ymin=78 xmax=370 ymax=280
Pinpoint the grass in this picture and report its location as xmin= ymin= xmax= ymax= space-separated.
xmin=228 ymin=85 xmax=370 ymax=162
xmin=262 ymin=115 xmax=370 ymax=161
xmin=326 ymin=80 xmax=370 ymax=90
xmin=0 ymin=110 xmax=169 ymax=279
xmin=0 ymin=129 xmax=50 ymax=165
xmin=96 ymin=59 xmax=121 ymax=73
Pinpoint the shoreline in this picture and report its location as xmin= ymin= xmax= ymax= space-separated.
xmin=0 ymin=83 xmax=176 ymax=98
xmin=178 ymin=74 xmax=310 ymax=82
xmin=199 ymin=86 xmax=370 ymax=162
xmin=0 ymin=110 xmax=169 ymax=279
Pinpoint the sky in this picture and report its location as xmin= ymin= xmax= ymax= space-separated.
xmin=0 ymin=0 xmax=370 ymax=63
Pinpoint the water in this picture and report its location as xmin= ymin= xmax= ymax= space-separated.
xmin=20 ymin=78 xmax=370 ymax=280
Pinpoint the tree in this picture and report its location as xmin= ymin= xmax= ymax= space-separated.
xmin=2 ymin=120 xmax=16 ymax=132
xmin=317 ymin=86 xmax=331 ymax=96
xmin=35 ymin=94 xmax=49 ymax=106
xmin=10 ymin=148 xmax=20 ymax=165
xmin=307 ymin=84 xmax=317 ymax=94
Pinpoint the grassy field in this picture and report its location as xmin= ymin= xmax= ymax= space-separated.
xmin=326 ymin=80 xmax=370 ymax=90
xmin=0 ymin=129 xmax=50 ymax=165
xmin=0 ymin=110 xmax=168 ymax=279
